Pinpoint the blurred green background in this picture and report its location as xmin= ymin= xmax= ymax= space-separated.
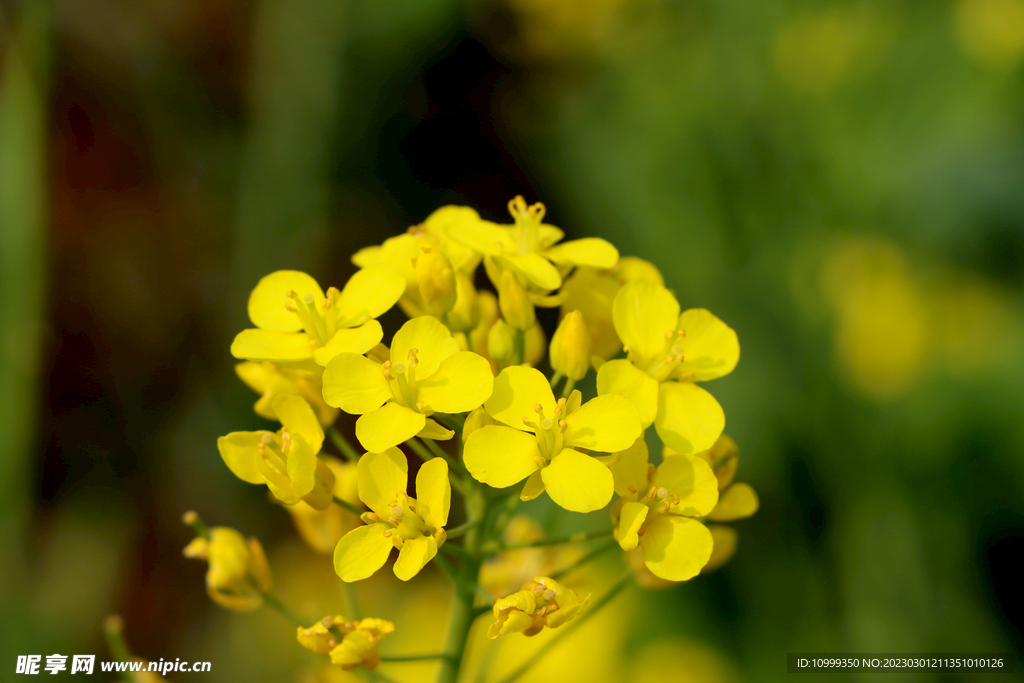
xmin=2 ymin=0 xmax=1023 ymax=681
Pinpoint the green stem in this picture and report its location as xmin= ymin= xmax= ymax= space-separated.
xmin=494 ymin=575 xmax=632 ymax=683
xmin=341 ymin=580 xmax=363 ymax=620
xmin=491 ymin=527 xmax=614 ymax=551
xmin=432 ymin=549 xmax=459 ymax=583
xmin=407 ymin=438 xmax=470 ymax=495
xmin=560 ymin=378 xmax=576 ymax=399
xmin=261 ymin=591 xmax=306 ymax=626
xmin=549 ymin=371 xmax=564 ymax=390
xmin=551 ymin=539 xmax=618 ymax=580
xmin=333 ymin=495 xmax=365 ymax=517
xmin=381 ymin=652 xmax=447 ymax=662
xmin=103 ymin=616 xmax=140 ymax=683
xmin=513 ymin=329 xmax=526 ymax=366
xmin=327 ymin=427 xmax=360 ymax=462
xmin=422 ymin=437 xmax=468 ymax=475
xmin=444 ymin=518 xmax=480 ymax=539
xmin=182 ymin=510 xmax=212 ymax=541
xmin=433 ymin=413 xmax=465 ymax=432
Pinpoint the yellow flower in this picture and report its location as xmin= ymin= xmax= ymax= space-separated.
xmin=286 ymin=456 xmax=363 ymax=554
xmin=352 ymin=206 xmax=482 ymax=318
xmin=333 ymin=449 xmax=450 ymax=582
xmin=322 ymin=316 xmax=494 ymax=453
xmin=487 ymin=576 xmax=588 ymax=638
xmin=688 ymin=435 xmax=759 ymax=523
xmin=597 ymin=281 xmax=739 ymax=454
xmin=234 ymin=360 xmax=338 ymax=426
xmin=549 ymin=310 xmax=591 ymax=380
xmin=463 ymin=366 xmax=640 ymax=512
xmin=297 ymin=615 xmax=395 ymax=672
xmin=498 ymin=269 xmax=537 ymax=331
xmin=182 ymin=524 xmax=271 ymax=611
xmin=449 ymin=196 xmax=619 ymax=293
xmin=609 ymin=438 xmax=718 ymax=581
xmin=445 ymin=273 xmax=481 ymax=333
xmin=217 ymin=395 xmax=336 ymax=509
xmin=560 ymin=256 xmax=664 ymax=360
xmin=464 ymin=290 xmax=546 ymax=372
xmin=230 ymin=268 xmax=405 ymax=367
xmin=414 ymin=248 xmax=458 ymax=316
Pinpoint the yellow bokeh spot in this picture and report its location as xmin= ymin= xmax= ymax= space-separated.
xmin=773 ymin=13 xmax=854 ymax=93
xmin=955 ymin=0 xmax=1024 ymax=66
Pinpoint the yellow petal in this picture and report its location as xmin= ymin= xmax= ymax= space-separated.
xmin=312 ymin=320 xmax=384 ymax=366
xmin=540 ymin=449 xmax=614 ymax=513
xmin=351 ymin=245 xmax=382 ymax=268
xmin=393 ymin=535 xmax=438 ymax=581
xmin=391 ymin=316 xmax=460 ymax=379
xmin=355 ymin=403 xmax=427 ymax=453
xmin=675 ymin=308 xmax=740 ymax=381
xmin=417 ymin=418 xmax=454 ymax=441
xmin=357 ymin=448 xmax=409 ymax=520
xmin=501 ymin=253 xmax=562 ymax=290
xmin=543 ymin=237 xmax=619 ymax=269
xmin=231 ymin=329 xmax=314 ymax=363
xmin=564 ymin=394 xmax=641 ymax=453
xmin=615 ymin=501 xmax=648 ymax=551
xmin=286 ymin=435 xmax=317 ymax=496
xmin=655 ymin=454 xmax=719 ymax=517
xmin=322 ymin=353 xmax=392 ymax=414
xmin=609 ymin=438 xmax=650 ymax=497
xmin=612 ymin=282 xmax=680 ymax=367
xmin=448 ymin=219 xmax=516 ymax=255
xmin=333 ymin=525 xmax=393 ymax=582
xmin=464 ymin=425 xmax=542 ymax=488
xmin=520 ymin=470 xmax=546 ymax=501
xmin=693 ymin=434 xmax=738 ymax=490
xmin=217 ymin=432 xmax=271 ymax=484
xmin=332 ymin=264 xmax=405 ymax=328
xmin=272 ymin=394 xmax=324 ymax=453
xmin=415 ymin=458 xmax=450 ymax=530
xmin=655 ymin=382 xmax=725 ymax=455
xmin=248 ymin=270 xmax=324 ymax=332
xmin=488 ymin=610 xmax=535 ymax=639
xmin=484 ymin=366 xmax=556 ymax=431
xmin=707 ymin=483 xmax=759 ymax=521
xmin=596 ymin=359 xmax=659 ymax=427
xmin=702 ymin=525 xmax=738 ymax=573
xmin=642 ymin=515 xmax=713 ymax=581
xmin=417 ymin=351 xmax=494 ymax=414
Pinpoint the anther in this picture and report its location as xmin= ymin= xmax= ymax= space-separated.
xmin=365 ymin=512 xmax=380 ymax=522
xmin=664 ymin=330 xmax=675 ymax=340
xmin=623 ymin=345 xmax=632 ymax=353
xmin=327 ymin=639 xmax=336 ymax=648
xmin=382 ymin=360 xmax=394 ymax=381
xmin=522 ymin=416 xmax=538 ymax=428
xmin=387 ymin=516 xmax=400 ymax=526
xmin=533 ymin=404 xmax=544 ymax=414
xmin=628 ymin=485 xmax=638 ymax=494
xmin=416 ymin=401 xmax=426 ymax=412
xmin=382 ymin=530 xmax=393 ymax=538
xmin=558 ymin=419 xmax=567 ymax=433
xmin=647 ymin=486 xmax=659 ymax=499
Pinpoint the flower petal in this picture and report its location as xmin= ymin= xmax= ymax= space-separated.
xmin=417 ymin=418 xmax=454 ymax=441
xmin=609 ymin=438 xmax=650 ymax=497
xmin=333 ymin=525 xmax=393 ymax=582
xmin=596 ymin=359 xmax=659 ymax=427
xmin=313 ymin=320 xmax=384 ymax=366
xmin=612 ymin=282 xmax=680 ymax=367
xmin=655 ymin=382 xmax=725 ymax=455
xmin=692 ymin=434 xmax=738 ymax=491
xmin=564 ymin=394 xmax=641 ymax=453
xmin=272 ymin=394 xmax=324 ymax=453
xmin=286 ymin=435 xmax=317 ymax=496
xmin=218 ymin=431 xmax=271 ymax=484
xmin=322 ymin=353 xmax=392 ymax=414
xmin=393 ymin=535 xmax=438 ymax=581
xmin=464 ymin=425 xmax=542 ymax=488
xmin=248 ymin=270 xmax=324 ymax=332
xmin=415 ymin=458 xmax=451 ymax=529
xmin=614 ymin=501 xmax=648 ymax=551
xmin=417 ymin=351 xmax=494 ymax=414
xmin=702 ymin=525 xmax=739 ymax=573
xmin=674 ymin=308 xmax=740 ymax=381
xmin=707 ymin=483 xmax=759 ymax=521
xmin=333 ymin=264 xmax=406 ymax=328
xmin=484 ymin=366 xmax=556 ymax=431
xmin=448 ymin=219 xmax=516 ymax=255
xmin=231 ymin=329 xmax=314 ymax=363
xmin=501 ymin=253 xmax=562 ymax=290
xmin=655 ymin=454 xmax=719 ymax=517
xmin=641 ymin=515 xmax=713 ymax=582
xmin=357 ymin=448 xmax=408 ymax=519
xmin=391 ymin=316 xmax=460 ymax=379
xmin=540 ymin=449 xmax=614 ymax=513
xmin=520 ymin=470 xmax=546 ymax=501
xmin=543 ymin=237 xmax=619 ymax=269
xmin=355 ymin=403 xmax=427 ymax=453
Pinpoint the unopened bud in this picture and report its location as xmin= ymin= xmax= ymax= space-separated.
xmin=498 ymin=270 xmax=535 ymax=331
xmin=488 ymin=319 xmax=516 ymax=363
xmin=549 ymin=310 xmax=591 ymax=380
xmin=414 ymin=248 xmax=458 ymax=315
xmin=444 ymin=273 xmax=480 ymax=332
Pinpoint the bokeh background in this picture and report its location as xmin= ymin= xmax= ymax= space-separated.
xmin=2 ymin=0 xmax=1023 ymax=681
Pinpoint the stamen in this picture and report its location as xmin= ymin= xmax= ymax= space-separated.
xmin=382 ymin=530 xmax=393 ymax=538
xmin=407 ymin=348 xmax=419 ymax=367
xmin=382 ymin=360 xmax=393 ymax=381
xmin=416 ymin=401 xmax=426 ymax=412
xmin=558 ymin=419 xmax=567 ymax=433
xmin=387 ymin=516 xmax=400 ymax=525
xmin=647 ymin=486 xmax=659 ymax=500
xmin=628 ymin=485 xmax=638 ymax=494
xmin=522 ymin=416 xmax=537 ymax=428
xmin=533 ymin=404 xmax=543 ymax=414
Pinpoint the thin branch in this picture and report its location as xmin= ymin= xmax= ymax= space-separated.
xmin=333 ymin=495 xmax=365 ymax=517
xmin=551 ymin=539 xmax=618 ymax=580
xmin=327 ymin=427 xmax=360 ymax=462
xmin=491 ymin=527 xmax=614 ymax=551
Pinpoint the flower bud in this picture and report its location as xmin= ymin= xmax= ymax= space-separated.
xmin=414 ymin=248 xmax=457 ymax=315
xmin=183 ymin=525 xmax=272 ymax=611
xmin=549 ymin=310 xmax=591 ymax=380
xmin=444 ymin=273 xmax=480 ymax=333
xmin=488 ymin=319 xmax=516 ymax=364
xmin=498 ymin=270 xmax=536 ymax=331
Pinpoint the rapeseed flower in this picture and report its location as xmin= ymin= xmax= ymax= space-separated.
xmin=218 ymin=395 xmax=336 ymax=509
xmin=234 ymin=360 xmax=338 ymax=426
xmin=285 ymin=456 xmax=362 ymax=554
xmin=488 ymin=576 xmax=588 ymax=638
xmin=597 ymin=281 xmax=738 ymax=454
xmin=333 ymin=449 xmax=450 ymax=582
xmin=610 ymin=438 xmax=719 ymax=581
xmin=231 ymin=267 xmax=404 ymax=367
xmin=463 ymin=366 xmax=640 ymax=512
xmin=182 ymin=521 xmax=271 ymax=611
xmin=297 ymin=615 xmax=395 ymax=671
xmin=322 ymin=316 xmax=494 ymax=453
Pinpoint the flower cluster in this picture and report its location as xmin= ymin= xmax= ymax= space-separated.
xmin=184 ymin=196 xmax=757 ymax=681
